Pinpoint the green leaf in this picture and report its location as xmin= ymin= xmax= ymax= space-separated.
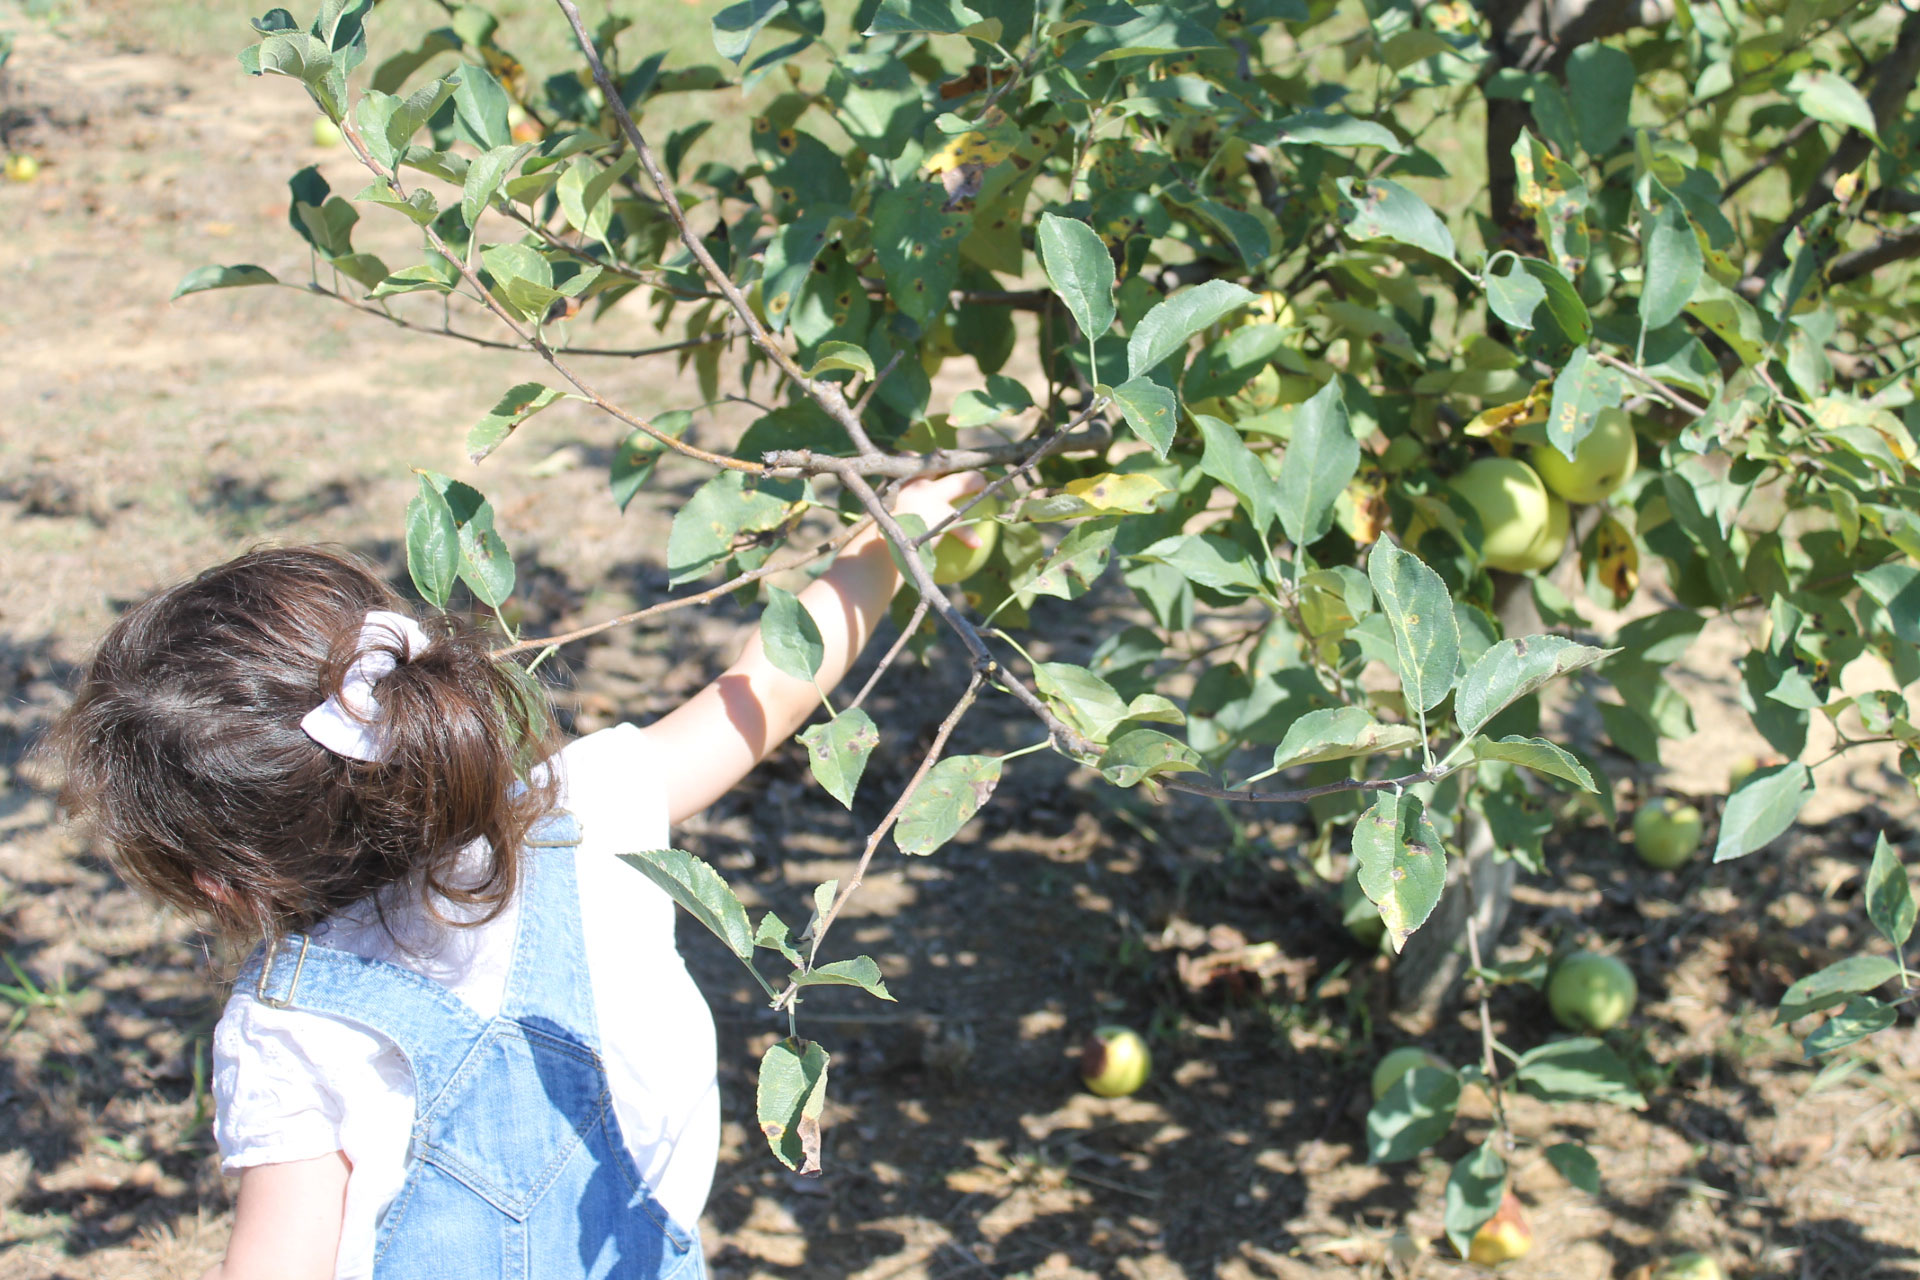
xmin=1545 ymin=1142 xmax=1601 ymax=1194
xmin=1111 ymin=376 xmax=1179 ymax=458
xmin=1354 ymin=791 xmax=1447 ymax=953
xmin=1265 ymin=110 xmax=1406 ymax=153
xmin=1444 ymin=1142 xmax=1507 ymax=1260
xmin=1713 ymin=761 xmax=1814 ymax=862
xmin=807 ymin=341 xmax=876 ymax=380
xmin=1859 ymin=563 xmax=1920 ymax=646
xmin=1483 ymin=252 xmax=1547 ymax=330
xmin=1276 ymin=378 xmax=1360 ymax=551
xmin=467 ymin=382 xmax=568 ymax=463
xmin=798 ymin=708 xmax=880 ymax=809
xmin=1367 ymin=539 xmax=1460 ymax=716
xmin=761 ymin=586 xmax=826 ymax=683
xmin=1786 ymin=67 xmax=1878 ymax=141
xmin=1565 ymin=43 xmax=1634 ymax=155
xmin=1513 ymin=1038 xmax=1646 ymax=1107
xmin=754 ymin=912 xmax=802 ymax=966
xmin=1803 ymin=996 xmax=1896 ymax=1058
xmin=1469 ymin=735 xmax=1597 ymax=791
xmin=895 ymin=755 xmax=1002 ymax=855
xmin=756 ymin=1037 xmax=829 ymax=1173
xmin=462 ymin=142 xmax=533 ymax=229
xmin=1455 ymin=636 xmax=1614 ymax=739
xmin=871 ymin=182 xmax=966 ymax=327
xmin=713 ymin=0 xmax=787 ymax=61
xmin=1193 ymin=415 xmax=1280 ymax=540
xmin=1336 ymin=176 xmax=1456 ymax=262
xmin=1012 ymin=519 xmax=1117 ymax=602
xmin=556 ymin=151 xmax=639 ymax=248
xmin=864 ymin=0 xmax=985 ymax=35
xmin=354 ymin=179 xmax=438 ymax=225
xmin=618 ymin=848 xmax=754 ymax=959
xmin=1036 ymin=212 xmax=1116 ymax=343
xmin=609 ymin=413 xmax=691 ymax=512
xmin=172 ymin=264 xmax=278 ymax=299
xmin=417 ymin=471 xmax=515 ymax=606
xmin=1640 ymin=186 xmax=1702 ymax=331
xmin=1127 ymin=280 xmax=1256 ymax=380
xmin=1134 ymin=533 xmax=1263 ymax=597
xmin=1365 ymin=1066 xmax=1459 ymax=1163
xmin=666 ymin=471 xmax=805 ymax=585
xmin=1269 ymin=706 xmax=1420 ymax=772
xmin=1546 ymin=348 xmax=1624 ymax=462
xmin=448 ymin=62 xmax=511 ymax=150
xmin=950 ymin=375 xmax=1035 ymax=428
xmin=1034 ymin=662 xmax=1132 ymax=742
xmin=1097 ymin=728 xmax=1204 ymax=787
xmin=1866 ymin=833 xmax=1916 ymax=949
xmin=355 ymin=74 xmax=459 ymax=171
xmin=790 ymin=956 xmax=895 ymax=1001
xmin=254 ymin=30 xmax=345 ymax=118
xmin=1778 ymin=954 xmax=1900 ymax=1023
xmin=405 ymin=474 xmax=459 ymax=608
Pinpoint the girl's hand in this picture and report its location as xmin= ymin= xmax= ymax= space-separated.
xmin=890 ymin=471 xmax=990 ymax=548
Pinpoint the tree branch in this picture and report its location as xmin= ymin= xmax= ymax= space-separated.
xmin=492 ymin=518 xmax=870 ymax=657
xmin=1592 ymin=351 xmax=1707 ymax=417
xmin=805 ymin=672 xmax=985 ymax=967
xmin=1827 ymin=227 xmax=1920 ymax=286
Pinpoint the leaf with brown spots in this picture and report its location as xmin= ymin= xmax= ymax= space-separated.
xmin=1353 ymin=790 xmax=1446 ymax=953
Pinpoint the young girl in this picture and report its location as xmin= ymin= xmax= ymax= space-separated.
xmin=47 ymin=473 xmax=980 ymax=1280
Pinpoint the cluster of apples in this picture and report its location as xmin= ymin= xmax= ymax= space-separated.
xmin=1427 ymin=408 xmax=1639 ymax=573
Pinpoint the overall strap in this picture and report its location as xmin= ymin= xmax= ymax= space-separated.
xmin=497 ymin=810 xmax=599 ymax=1044
xmin=242 ymin=933 xmax=492 ymax=1103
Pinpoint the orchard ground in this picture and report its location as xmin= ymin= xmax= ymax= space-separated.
xmin=2 ymin=3 xmax=1919 ymax=1278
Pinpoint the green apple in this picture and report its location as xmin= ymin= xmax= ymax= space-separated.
xmin=1371 ymin=1046 xmax=1448 ymax=1101
xmin=1530 ymin=407 xmax=1640 ymax=504
xmin=1633 ymin=797 xmax=1704 ymax=869
xmin=1450 ymin=457 xmax=1554 ymax=573
xmin=930 ymin=497 xmax=1002 ymax=584
xmin=4 ymin=153 xmax=40 ymax=182
xmin=1652 ymin=1254 xmax=1724 ymax=1280
xmin=1081 ymin=1026 xmax=1151 ymax=1097
xmin=312 ymin=117 xmax=344 ymax=148
xmin=1467 ymin=1189 xmax=1533 ymax=1264
xmin=1378 ymin=435 xmax=1426 ymax=475
xmin=1727 ymin=754 xmax=1760 ymax=792
xmin=1508 ymin=493 xmax=1569 ymax=574
xmin=1548 ymin=951 xmax=1637 ymax=1031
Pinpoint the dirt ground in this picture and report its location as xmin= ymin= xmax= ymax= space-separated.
xmin=2 ymin=5 xmax=1918 ymax=1279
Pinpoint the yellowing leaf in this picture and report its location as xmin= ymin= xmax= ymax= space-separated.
xmin=1062 ymin=472 xmax=1170 ymax=513
xmin=1463 ymin=381 xmax=1553 ymax=437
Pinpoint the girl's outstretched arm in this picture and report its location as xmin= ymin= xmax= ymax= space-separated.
xmin=201 ymin=1151 xmax=349 ymax=1280
xmin=646 ymin=472 xmax=983 ymax=825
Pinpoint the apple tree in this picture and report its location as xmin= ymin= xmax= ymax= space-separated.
xmin=178 ymin=0 xmax=1920 ymax=1250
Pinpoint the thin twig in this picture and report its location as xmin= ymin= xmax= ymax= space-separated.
xmin=334 ymin=121 xmax=766 ymax=475
xmin=914 ymin=402 xmax=1109 ymax=547
xmin=301 ymin=281 xmax=741 ymax=358
xmin=492 ymin=519 xmax=870 ymax=656
xmin=806 ymin=672 xmax=985 ymax=967
xmin=1592 ymin=352 xmax=1708 ymax=417
xmin=847 ymin=595 xmax=931 ymax=712
xmin=1162 ymin=762 xmax=1462 ymax=806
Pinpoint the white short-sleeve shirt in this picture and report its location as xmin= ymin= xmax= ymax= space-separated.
xmin=211 ymin=725 xmax=717 ymax=1280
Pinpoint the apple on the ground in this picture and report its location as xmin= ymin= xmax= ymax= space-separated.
xmin=1081 ymin=1026 xmax=1151 ymax=1097
xmin=1548 ymin=951 xmax=1637 ymax=1031
xmin=1467 ymin=1189 xmax=1532 ymax=1264
xmin=1650 ymin=1253 xmax=1725 ymax=1280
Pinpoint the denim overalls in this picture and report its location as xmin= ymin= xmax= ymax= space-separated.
xmin=240 ymin=814 xmax=705 ymax=1279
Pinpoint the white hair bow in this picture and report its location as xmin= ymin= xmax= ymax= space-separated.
xmin=301 ymin=610 xmax=431 ymax=762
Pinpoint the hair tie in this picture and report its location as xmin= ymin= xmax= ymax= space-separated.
xmin=301 ymin=610 xmax=431 ymax=762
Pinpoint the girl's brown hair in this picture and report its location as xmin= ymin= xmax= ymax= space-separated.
xmin=46 ymin=546 xmax=559 ymax=945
